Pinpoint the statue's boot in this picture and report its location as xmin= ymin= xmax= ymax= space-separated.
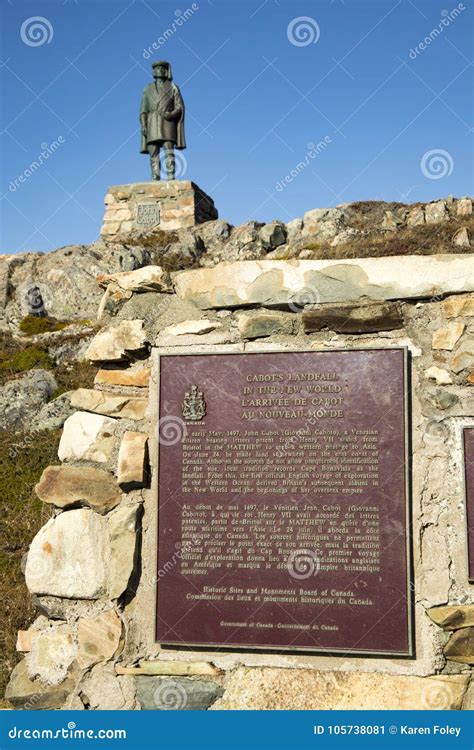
xmin=165 ymin=149 xmax=175 ymax=180
xmin=151 ymin=156 xmax=160 ymax=181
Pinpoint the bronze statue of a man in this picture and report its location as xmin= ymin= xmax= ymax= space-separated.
xmin=140 ymin=61 xmax=186 ymax=180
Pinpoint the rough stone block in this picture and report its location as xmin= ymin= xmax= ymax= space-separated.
xmin=117 ymin=431 xmax=148 ymax=490
xmin=77 ymin=610 xmax=122 ymax=669
xmin=96 ymin=266 xmax=172 ymax=293
xmin=5 ymin=659 xmax=78 ymax=710
xmin=100 ymin=222 xmax=121 ymax=235
xmin=453 ymin=227 xmax=470 ymax=248
xmin=86 ymin=320 xmax=148 ymax=362
xmin=451 ymin=337 xmax=474 ymax=373
xmin=136 ymin=676 xmax=223 ymax=710
xmin=173 ymin=257 xmax=474 ymax=310
xmin=425 ymin=201 xmax=448 ymax=224
xmin=161 ymin=319 xmax=222 ymax=337
xmin=407 ymin=205 xmax=425 ymax=226
xmin=211 ymin=667 xmax=469 ymax=710
xmin=444 ymin=627 xmax=474 ymax=664
xmin=432 ymin=321 xmax=465 ymax=350
xmin=236 ymin=310 xmax=295 ymax=339
xmin=25 ymin=509 xmax=108 ymax=599
xmin=35 ymin=465 xmax=121 ymax=514
xmin=442 ymin=294 xmax=474 ymax=318
xmin=94 ymin=367 xmax=151 ymax=388
xmin=58 ymin=411 xmax=116 ymax=463
xmin=119 ymin=661 xmax=220 ymax=677
xmin=303 ymin=301 xmax=403 ymax=334
xmin=424 ymin=366 xmax=453 ymax=385
xmin=71 ymin=389 xmax=148 ymax=420
xmin=108 ymin=504 xmax=140 ymax=599
xmin=16 ymin=630 xmax=33 ymax=652
xmin=26 ymin=624 xmax=76 ymax=685
xmin=427 ymin=604 xmax=474 ymax=630
xmin=457 ymin=198 xmax=472 ymax=217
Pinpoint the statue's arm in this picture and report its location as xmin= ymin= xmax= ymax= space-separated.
xmin=139 ymin=90 xmax=148 ymax=134
xmin=164 ymin=85 xmax=184 ymax=120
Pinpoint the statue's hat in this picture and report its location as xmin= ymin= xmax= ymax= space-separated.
xmin=151 ymin=60 xmax=173 ymax=79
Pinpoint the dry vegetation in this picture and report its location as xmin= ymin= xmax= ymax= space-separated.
xmin=0 ymin=429 xmax=59 ymax=702
xmin=0 ymin=328 xmax=98 ymax=702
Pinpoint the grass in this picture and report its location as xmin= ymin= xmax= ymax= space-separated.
xmin=0 ymin=428 xmax=60 ymax=702
xmin=0 ymin=330 xmax=99 ymax=703
xmin=0 ymin=332 xmax=98 ymax=390
xmin=120 ymin=229 xmax=189 ymax=271
xmin=0 ymin=324 xmax=101 ymax=703
xmin=52 ymin=360 xmax=98 ymax=398
xmin=298 ymin=216 xmax=474 ymax=259
xmin=0 ymin=334 xmax=54 ymax=385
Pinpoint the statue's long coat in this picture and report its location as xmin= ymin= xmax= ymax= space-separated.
xmin=139 ymin=80 xmax=186 ymax=152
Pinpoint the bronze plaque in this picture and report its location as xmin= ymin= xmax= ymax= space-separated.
xmin=156 ymin=348 xmax=412 ymax=656
xmin=135 ymin=202 xmax=160 ymax=229
xmin=463 ymin=428 xmax=474 ymax=583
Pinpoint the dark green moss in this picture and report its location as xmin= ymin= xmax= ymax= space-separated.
xmin=18 ymin=316 xmax=69 ymax=335
xmin=0 ymin=346 xmax=54 ymax=379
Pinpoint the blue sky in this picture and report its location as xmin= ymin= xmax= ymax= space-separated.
xmin=1 ymin=0 xmax=472 ymax=253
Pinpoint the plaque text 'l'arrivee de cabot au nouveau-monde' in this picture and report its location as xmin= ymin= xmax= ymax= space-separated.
xmin=156 ymin=348 xmax=412 ymax=656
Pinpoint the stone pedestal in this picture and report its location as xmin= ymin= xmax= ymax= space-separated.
xmin=100 ymin=181 xmax=218 ymax=238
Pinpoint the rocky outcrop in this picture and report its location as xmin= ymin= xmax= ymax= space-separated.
xmin=0 ymin=242 xmax=151 ymax=330
xmin=0 ymin=369 xmax=57 ymax=431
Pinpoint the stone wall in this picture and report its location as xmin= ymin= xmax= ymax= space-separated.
xmin=100 ymin=182 xmax=218 ymax=238
xmin=6 ymin=255 xmax=474 ymax=710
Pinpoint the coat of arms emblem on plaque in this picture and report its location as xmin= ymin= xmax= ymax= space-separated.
xmin=182 ymin=384 xmax=206 ymax=421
